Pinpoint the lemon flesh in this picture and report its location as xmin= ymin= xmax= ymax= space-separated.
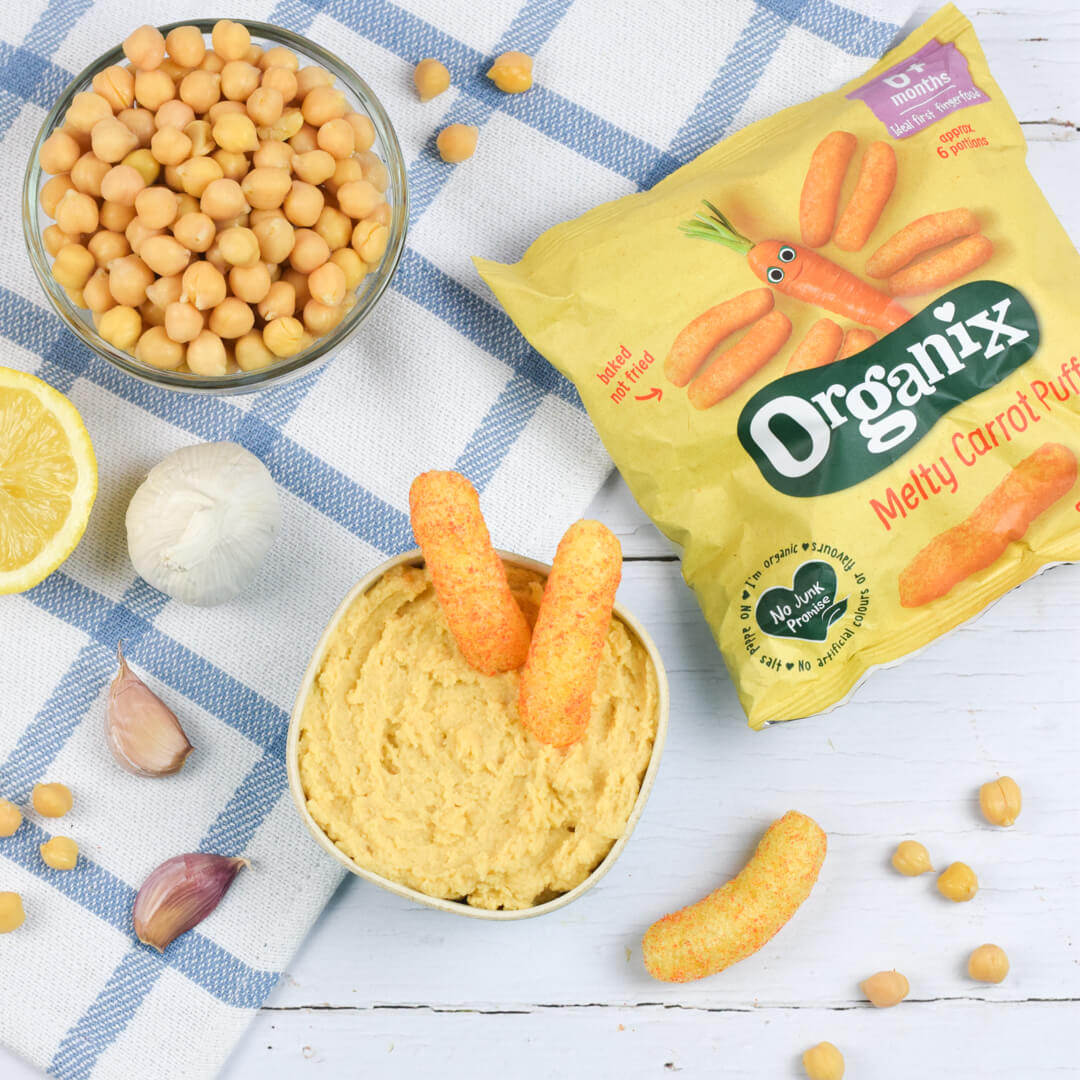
xmin=0 ymin=368 xmax=97 ymax=593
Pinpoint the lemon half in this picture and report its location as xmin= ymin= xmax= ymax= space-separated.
xmin=0 ymin=367 xmax=97 ymax=594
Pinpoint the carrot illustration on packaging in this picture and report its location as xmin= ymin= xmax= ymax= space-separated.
xmin=679 ymin=202 xmax=911 ymax=332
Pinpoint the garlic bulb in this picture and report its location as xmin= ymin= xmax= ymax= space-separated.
xmin=126 ymin=442 xmax=280 ymax=606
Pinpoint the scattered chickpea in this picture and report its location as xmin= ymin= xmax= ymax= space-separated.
xmin=98 ymin=305 xmax=142 ymax=350
xmin=0 ymin=892 xmax=25 ymax=934
xmin=436 ymin=123 xmax=478 ymax=163
xmin=860 ymin=969 xmax=909 ymax=1008
xmin=487 ymin=50 xmax=533 ymax=94
xmin=32 ymin=782 xmax=72 ymax=818
xmin=135 ymin=325 xmax=185 ymax=369
xmin=165 ymin=25 xmax=206 ymax=69
xmin=51 ymin=244 xmax=96 ymax=290
xmin=937 ymin=861 xmax=978 ymax=902
xmin=185 ymin=329 xmax=228 ymax=375
xmin=891 ymin=840 xmax=932 ymax=876
xmin=211 ymin=20 xmax=251 ymax=63
xmin=413 ymin=58 xmax=450 ymax=102
xmin=40 ymin=835 xmax=79 ymax=871
xmin=0 ymin=798 xmax=22 ymax=837
xmin=263 ymin=315 xmax=305 ymax=357
xmin=802 ymin=1041 xmax=844 ymax=1080
xmin=39 ymin=130 xmax=81 ymax=173
xmin=968 ymin=944 xmax=1009 ymax=984
xmin=979 ymin=776 xmax=1021 ymax=826
xmin=124 ymin=25 xmax=166 ymax=71
xmin=235 ymin=329 xmax=275 ymax=371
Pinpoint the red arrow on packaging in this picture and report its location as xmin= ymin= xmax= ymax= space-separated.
xmin=635 ymin=387 xmax=663 ymax=402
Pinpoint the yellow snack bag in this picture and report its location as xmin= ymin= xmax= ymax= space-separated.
xmin=476 ymin=5 xmax=1080 ymax=729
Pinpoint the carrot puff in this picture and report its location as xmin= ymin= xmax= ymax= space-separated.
xmin=888 ymin=234 xmax=993 ymax=297
xmin=866 ymin=208 xmax=980 ymax=279
xmin=799 ymin=131 xmax=857 ymax=248
xmin=785 ymin=318 xmax=843 ymax=374
xmin=834 ymin=141 xmax=897 ymax=252
xmin=838 ymin=327 xmax=877 ymax=359
xmin=680 ymin=203 xmax=910 ymax=332
xmin=409 ymin=470 xmax=531 ymax=674
xmin=665 ymin=288 xmax=774 ymax=387
xmin=518 ymin=520 xmax=622 ymax=749
xmin=688 ymin=311 xmax=791 ymax=409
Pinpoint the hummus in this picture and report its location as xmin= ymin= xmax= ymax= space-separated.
xmin=298 ymin=562 xmax=659 ymax=910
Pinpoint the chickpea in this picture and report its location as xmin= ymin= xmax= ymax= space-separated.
xmin=860 ymin=970 xmax=909 ymax=1008
xmin=82 ymin=268 xmax=116 ymax=313
xmin=101 ymin=164 xmax=146 ymax=206
xmin=260 ymin=46 xmax=299 ymax=72
xmin=288 ymin=123 xmax=319 ymax=154
xmin=158 ymin=59 xmax=190 ymax=84
xmin=283 ymin=180 xmax=324 ymax=227
xmin=294 ymin=66 xmax=332 ymax=99
xmin=92 ymin=65 xmax=136 ymax=112
xmin=51 ymin=243 xmax=96 ymax=290
xmin=229 ymin=262 xmax=272 ymax=304
xmin=182 ymin=328 xmax=226 ymax=375
xmin=60 ymin=122 xmax=92 ymax=152
xmin=487 ymin=50 xmax=533 ymax=94
xmin=209 ymin=296 xmax=254 ymax=338
xmin=118 ymin=107 xmax=156 ymax=148
xmin=351 ymin=220 xmax=388 ymax=264
xmin=180 ymin=69 xmax=222 ymax=113
xmin=0 ymin=892 xmax=25 ymax=934
xmin=323 ymin=158 xmax=359 ymax=199
xmin=802 ymin=1042 xmax=844 ymax=1080
xmin=314 ymin=118 xmax=353 ymax=160
xmin=221 ymin=60 xmax=260 ymax=102
xmin=100 ymin=200 xmax=136 ymax=232
xmin=344 ymin=111 xmax=375 ymax=152
xmin=134 ymin=70 xmax=175 ymax=112
xmin=301 ymin=85 xmax=346 ymax=127
xmin=358 ymin=151 xmax=389 ymax=193
xmin=39 ymin=130 xmax=81 ymax=174
xmin=336 ymin=179 xmax=380 ymax=220
xmin=142 ymin=298 xmax=169 ymax=330
xmin=979 ymin=776 xmax=1021 ymax=826
xmin=43 ymin=224 xmax=79 ymax=256
xmin=184 ymin=119 xmax=214 ymax=157
xmin=235 ymin=329 xmax=275 ymax=370
xmin=210 ymin=149 xmax=247 ymax=183
xmin=257 ymin=279 xmax=295 ymax=321
xmin=261 ymin=106 xmax=303 ymax=143
xmin=302 ymin=298 xmax=344 ymax=335
xmin=177 ymin=156 xmax=224 ymax=198
xmin=124 ymin=25 xmax=166 ymax=71
xmin=40 ymin=174 xmax=75 ymax=217
xmin=165 ymin=25 xmax=206 ymax=69
xmin=199 ymin=177 xmax=248 ymax=220
xmin=209 ymin=113 xmax=255 ymax=155
xmin=937 ymin=862 xmax=978 ymax=902
xmin=171 ymin=211 xmax=216 ymax=252
xmin=135 ymin=325 xmax=184 ymax=369
xmin=98 ymin=304 xmax=142 ymax=350
xmin=253 ymin=139 xmax=293 ymax=169
xmin=287 ymin=149 xmax=331 ymax=187
xmin=330 ymin=247 xmax=367 ymax=290
xmin=200 ymin=50 xmax=226 ymax=75
xmin=32 ymin=781 xmax=72 ymax=818
xmin=249 ymin=213 xmax=294 ymax=264
xmin=259 ymin=65 xmax=298 ymax=105
xmin=204 ymin=239 xmax=227 ymax=273
xmin=86 ymin=229 xmax=129 ymax=267
xmin=208 ymin=99 xmax=247 ymax=124
xmin=66 ymin=91 xmax=113 ymax=134
xmin=90 ymin=116 xmax=139 ymax=163
xmin=140 ymin=235 xmax=190 ymax=277
xmin=244 ymin=44 xmax=265 ymax=67
xmin=370 ymin=200 xmax=391 ymax=227
xmin=145 ymin=274 xmax=182 ymax=308
xmin=155 ymin=99 xmax=195 ymax=131
xmin=413 ymin=58 xmax=450 ymax=102
xmin=891 ymin=840 xmax=932 ymax=876
xmin=282 ymin=266 xmax=311 ymax=308
xmin=238 ymin=166 xmax=290 ymax=211
xmin=246 ymin=85 xmax=283 ymax=128
xmin=108 ymin=255 xmax=155 ymax=307
xmin=147 ymin=126 xmax=189 ymax=166
xmin=132 ymin=186 xmax=176 ymax=230
xmin=175 ymin=192 xmax=200 ymax=217
xmin=55 ymin=190 xmax=99 ymax=235
xmin=263 ymin=315 xmax=305 ymax=357
xmin=436 ymin=123 xmax=478 ymax=163
xmin=289 ymin=228 xmax=329 ymax=273
xmin=63 ymin=284 xmax=87 ymax=308
xmin=181 ymin=261 xmax=227 ymax=310
xmin=71 ymin=152 xmax=111 ymax=196
xmin=968 ymin=944 xmax=1009 ymax=984
xmin=121 ymin=148 xmax=160 ymax=186
xmin=40 ymin=835 xmax=79 ymax=870
xmin=0 ymin=798 xmax=23 ymax=837
xmin=314 ymin=205 xmax=352 ymax=251
xmin=217 ymin=225 xmax=260 ymax=267
xmin=125 ymin=217 xmax=163 ymax=256
xmin=212 ymin=20 xmax=251 ymax=62
xmin=307 ymin=260 xmax=346 ymax=306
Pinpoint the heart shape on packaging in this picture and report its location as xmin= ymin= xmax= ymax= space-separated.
xmin=933 ymin=301 xmax=956 ymax=322
xmin=754 ymin=560 xmax=848 ymax=642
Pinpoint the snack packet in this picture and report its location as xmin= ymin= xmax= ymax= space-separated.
xmin=476 ymin=5 xmax=1080 ymax=729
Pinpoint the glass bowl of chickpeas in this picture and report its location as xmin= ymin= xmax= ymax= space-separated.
xmin=22 ymin=19 xmax=407 ymax=393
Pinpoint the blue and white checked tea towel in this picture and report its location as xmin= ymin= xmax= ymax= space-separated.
xmin=0 ymin=1 xmax=912 ymax=1076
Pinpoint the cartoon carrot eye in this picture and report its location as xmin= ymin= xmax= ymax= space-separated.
xmin=766 ymin=266 xmax=785 ymax=283
xmin=778 ymin=246 xmax=797 ymax=263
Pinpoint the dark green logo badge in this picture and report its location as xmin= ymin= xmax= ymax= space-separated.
xmin=755 ymin=561 xmax=848 ymax=642
xmin=737 ymin=282 xmax=1039 ymax=497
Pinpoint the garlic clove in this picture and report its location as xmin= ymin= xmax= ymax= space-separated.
xmin=107 ymin=642 xmax=194 ymax=777
xmin=133 ymin=853 xmax=249 ymax=951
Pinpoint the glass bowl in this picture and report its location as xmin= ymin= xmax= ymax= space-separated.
xmin=22 ymin=18 xmax=408 ymax=394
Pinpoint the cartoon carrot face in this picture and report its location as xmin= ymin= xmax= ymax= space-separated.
xmin=680 ymin=202 xmax=911 ymax=332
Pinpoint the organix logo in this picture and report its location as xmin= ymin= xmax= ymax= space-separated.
xmin=737 ymin=282 xmax=1039 ymax=497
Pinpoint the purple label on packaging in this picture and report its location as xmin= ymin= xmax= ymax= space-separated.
xmin=846 ymin=39 xmax=989 ymax=139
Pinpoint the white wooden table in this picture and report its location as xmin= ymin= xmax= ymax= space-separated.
xmin=5 ymin=3 xmax=1078 ymax=1077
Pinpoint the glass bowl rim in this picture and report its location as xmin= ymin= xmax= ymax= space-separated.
xmin=22 ymin=16 xmax=409 ymax=395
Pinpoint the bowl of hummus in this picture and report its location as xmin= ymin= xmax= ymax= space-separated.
xmin=286 ymin=548 xmax=668 ymax=919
